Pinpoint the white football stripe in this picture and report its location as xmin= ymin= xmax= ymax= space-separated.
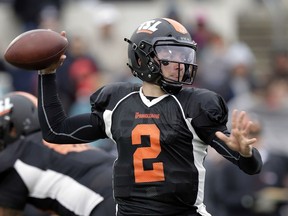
xmin=14 ymin=159 xmax=104 ymax=216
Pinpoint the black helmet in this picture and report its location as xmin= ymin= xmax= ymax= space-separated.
xmin=0 ymin=92 xmax=40 ymax=150
xmin=125 ymin=18 xmax=198 ymax=94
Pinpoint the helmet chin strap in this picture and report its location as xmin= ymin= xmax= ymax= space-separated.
xmin=160 ymin=79 xmax=182 ymax=94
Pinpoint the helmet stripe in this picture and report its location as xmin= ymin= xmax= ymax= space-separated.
xmin=8 ymin=91 xmax=38 ymax=107
xmin=163 ymin=18 xmax=188 ymax=34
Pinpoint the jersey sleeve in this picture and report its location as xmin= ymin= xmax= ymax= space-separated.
xmin=90 ymin=84 xmax=114 ymax=114
xmin=191 ymin=90 xmax=229 ymax=144
xmin=190 ymin=89 xmax=262 ymax=175
xmin=38 ymin=74 xmax=107 ymax=144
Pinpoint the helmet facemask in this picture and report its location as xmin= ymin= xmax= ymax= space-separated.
xmin=151 ymin=38 xmax=197 ymax=93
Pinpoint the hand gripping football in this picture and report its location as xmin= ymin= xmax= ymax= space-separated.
xmin=4 ymin=29 xmax=68 ymax=70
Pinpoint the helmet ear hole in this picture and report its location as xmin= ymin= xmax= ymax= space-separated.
xmin=7 ymin=122 xmax=16 ymax=137
xmin=135 ymin=53 xmax=141 ymax=66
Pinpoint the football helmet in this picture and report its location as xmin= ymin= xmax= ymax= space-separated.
xmin=125 ymin=18 xmax=198 ymax=94
xmin=0 ymin=92 xmax=40 ymax=150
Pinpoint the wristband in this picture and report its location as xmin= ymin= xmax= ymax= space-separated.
xmin=38 ymin=69 xmax=56 ymax=75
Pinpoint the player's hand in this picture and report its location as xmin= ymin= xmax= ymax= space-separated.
xmin=38 ymin=31 xmax=67 ymax=75
xmin=215 ymin=109 xmax=257 ymax=157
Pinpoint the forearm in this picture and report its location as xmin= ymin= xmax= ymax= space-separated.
xmin=38 ymin=74 xmax=104 ymax=144
xmin=211 ymin=137 xmax=262 ymax=175
xmin=0 ymin=207 xmax=23 ymax=216
xmin=38 ymin=73 xmax=67 ymax=135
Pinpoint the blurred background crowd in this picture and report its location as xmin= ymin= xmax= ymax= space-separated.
xmin=0 ymin=0 xmax=288 ymax=215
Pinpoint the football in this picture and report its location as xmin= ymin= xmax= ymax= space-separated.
xmin=4 ymin=29 xmax=68 ymax=70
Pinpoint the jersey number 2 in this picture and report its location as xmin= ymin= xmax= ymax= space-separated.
xmin=132 ymin=124 xmax=165 ymax=183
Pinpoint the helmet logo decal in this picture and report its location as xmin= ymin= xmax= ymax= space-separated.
xmin=163 ymin=18 xmax=188 ymax=34
xmin=0 ymin=98 xmax=13 ymax=116
xmin=137 ymin=20 xmax=162 ymax=34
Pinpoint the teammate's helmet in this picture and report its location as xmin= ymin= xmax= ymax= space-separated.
xmin=125 ymin=18 xmax=198 ymax=94
xmin=0 ymin=92 xmax=40 ymax=150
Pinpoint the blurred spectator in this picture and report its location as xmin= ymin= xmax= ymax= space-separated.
xmin=189 ymin=14 xmax=212 ymax=56
xmin=195 ymin=31 xmax=233 ymax=102
xmin=222 ymin=42 xmax=260 ymax=129
xmin=248 ymin=77 xmax=288 ymax=156
xmin=205 ymin=115 xmax=288 ymax=216
xmin=38 ymin=3 xmax=62 ymax=31
xmin=196 ymin=39 xmax=259 ymax=103
xmin=270 ymin=49 xmax=288 ymax=80
xmin=91 ymin=2 xmax=127 ymax=76
xmin=93 ymin=3 xmax=120 ymax=41
xmin=6 ymin=66 xmax=38 ymax=95
xmin=258 ymin=77 xmax=288 ymax=111
xmin=56 ymin=34 xmax=103 ymax=112
xmin=68 ymin=57 xmax=101 ymax=116
xmin=227 ymin=45 xmax=288 ymax=157
xmin=227 ymin=83 xmax=263 ymax=130
xmin=226 ymin=42 xmax=258 ymax=97
xmin=12 ymin=0 xmax=62 ymax=31
xmin=164 ymin=0 xmax=182 ymax=23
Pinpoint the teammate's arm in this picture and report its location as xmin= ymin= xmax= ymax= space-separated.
xmin=0 ymin=207 xmax=23 ymax=216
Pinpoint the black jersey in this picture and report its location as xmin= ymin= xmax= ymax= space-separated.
xmin=0 ymin=131 xmax=116 ymax=216
xmin=38 ymin=74 xmax=262 ymax=216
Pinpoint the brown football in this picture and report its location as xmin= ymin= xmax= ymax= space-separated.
xmin=4 ymin=29 xmax=68 ymax=70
